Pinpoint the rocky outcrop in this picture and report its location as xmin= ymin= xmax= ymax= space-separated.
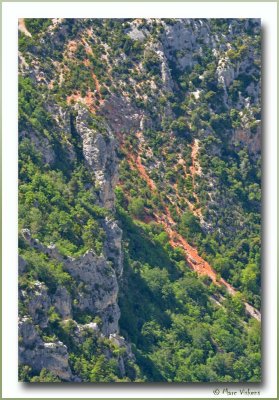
xmin=159 ymin=19 xmax=217 ymax=72
xmin=19 ymin=256 xmax=27 ymax=274
xmin=127 ymin=22 xmax=146 ymax=42
xmin=25 ymin=282 xmax=51 ymax=328
xmin=161 ymin=20 xmax=196 ymax=70
xmin=232 ymin=125 xmax=261 ymax=155
xmin=53 ymin=286 xmax=72 ymax=320
xmin=216 ymin=56 xmax=235 ymax=88
xmin=75 ymin=105 xmax=118 ymax=210
xmin=100 ymin=93 xmax=143 ymax=133
xmin=64 ymin=250 xmax=120 ymax=335
xmin=18 ymin=52 xmax=30 ymax=75
xmin=19 ymin=318 xmax=74 ymax=381
xmin=20 ymin=229 xmax=122 ymax=336
xmin=103 ymin=217 xmax=123 ymax=277
xmin=19 ymin=222 xmax=125 ymax=378
xmin=148 ymin=41 xmax=173 ymax=90
xmin=19 ymin=128 xmax=56 ymax=165
xmin=109 ymin=333 xmax=136 ymax=376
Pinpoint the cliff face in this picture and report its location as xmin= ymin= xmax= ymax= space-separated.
xmin=19 ymin=318 xmax=74 ymax=381
xmin=18 ymin=86 xmax=126 ymax=379
xmin=75 ymin=104 xmax=119 ymax=210
xmin=18 ymin=116 xmax=126 ymax=380
xmin=19 ymin=200 xmax=124 ymax=379
xmin=18 ymin=18 xmax=261 ymax=382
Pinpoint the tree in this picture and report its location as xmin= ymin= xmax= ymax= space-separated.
xmin=82 ymin=219 xmax=105 ymax=255
xmin=170 ymin=117 xmax=190 ymax=136
xmin=213 ymin=256 xmax=231 ymax=279
xmin=241 ymin=263 xmax=259 ymax=293
xmin=180 ymin=211 xmax=201 ymax=238
xmin=30 ymin=368 xmax=61 ymax=382
xmin=128 ymin=198 xmax=145 ymax=218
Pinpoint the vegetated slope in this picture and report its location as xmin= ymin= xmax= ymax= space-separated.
xmin=18 ymin=18 xmax=261 ymax=383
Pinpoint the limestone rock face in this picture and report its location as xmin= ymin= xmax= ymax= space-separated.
xmin=100 ymin=94 xmax=143 ymax=133
xmin=63 ymin=250 xmax=120 ymax=335
xmin=19 ymin=317 xmax=40 ymax=347
xmin=161 ymin=20 xmax=195 ymax=70
xmin=109 ymin=333 xmax=136 ymax=377
xmin=18 ymin=52 xmax=30 ymax=75
xmin=232 ymin=125 xmax=261 ymax=155
xmin=53 ymin=286 xmax=72 ymax=320
xmin=127 ymin=23 xmax=146 ymax=41
xmin=19 ymin=318 xmax=73 ymax=381
xmin=217 ymin=57 xmax=235 ymax=88
xmin=149 ymin=41 xmax=173 ymax=90
xmin=103 ymin=217 xmax=123 ymax=277
xmin=19 ymin=128 xmax=56 ymax=165
xmin=19 ymin=256 xmax=27 ymax=274
xmin=19 ymin=228 xmax=123 ymax=376
xmin=160 ymin=19 xmax=211 ymax=71
xmin=75 ymin=105 xmax=118 ymax=210
xmin=20 ymin=226 xmax=123 ymax=336
xmin=100 ymin=303 xmax=121 ymax=336
xmin=26 ymin=282 xmax=51 ymax=328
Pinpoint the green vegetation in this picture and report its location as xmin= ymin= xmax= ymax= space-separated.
xmin=117 ymin=205 xmax=261 ymax=382
xmin=25 ymin=19 xmax=52 ymax=36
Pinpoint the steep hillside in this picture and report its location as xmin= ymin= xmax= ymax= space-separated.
xmin=18 ymin=18 xmax=261 ymax=382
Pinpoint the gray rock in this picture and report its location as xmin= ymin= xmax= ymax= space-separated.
xmin=99 ymin=94 xmax=142 ymax=133
xmin=53 ymin=286 xmax=72 ymax=320
xmin=82 ymin=322 xmax=99 ymax=332
xmin=19 ymin=318 xmax=73 ymax=381
xmin=20 ymin=230 xmax=122 ymax=336
xmin=27 ymin=281 xmax=51 ymax=328
xmin=109 ymin=333 xmax=126 ymax=347
xmin=161 ymin=19 xmax=211 ymax=70
xmin=147 ymin=42 xmax=173 ymax=90
xmin=103 ymin=217 xmax=123 ymax=277
xmin=99 ymin=303 xmax=121 ymax=336
xmin=216 ymin=57 xmax=235 ymax=87
xmin=231 ymin=125 xmax=261 ymax=155
xmin=19 ymin=317 xmax=41 ymax=347
xmin=19 ymin=256 xmax=27 ymax=274
xmin=63 ymin=250 xmax=120 ymax=334
xmin=18 ymin=52 xmax=30 ymax=75
xmin=109 ymin=333 xmax=135 ymax=361
xmin=19 ymin=128 xmax=56 ymax=165
xmin=127 ymin=24 xmax=146 ymax=41
xmin=75 ymin=105 xmax=118 ymax=209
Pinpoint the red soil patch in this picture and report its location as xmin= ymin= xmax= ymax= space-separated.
xmin=65 ymin=39 xmax=105 ymax=113
xmin=92 ymin=71 xmax=101 ymax=97
xmin=81 ymin=38 xmax=93 ymax=55
xmin=190 ymin=139 xmax=202 ymax=178
xmin=66 ymin=91 xmax=96 ymax=114
xmin=153 ymin=207 xmax=260 ymax=321
xmin=121 ymin=132 xmax=261 ymax=321
xmin=18 ymin=18 xmax=32 ymax=37
xmin=67 ymin=40 xmax=78 ymax=54
xmin=134 ymin=155 xmax=157 ymax=191
xmin=173 ymin=140 xmax=202 ymax=219
xmin=67 ymin=61 xmax=104 ymax=113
